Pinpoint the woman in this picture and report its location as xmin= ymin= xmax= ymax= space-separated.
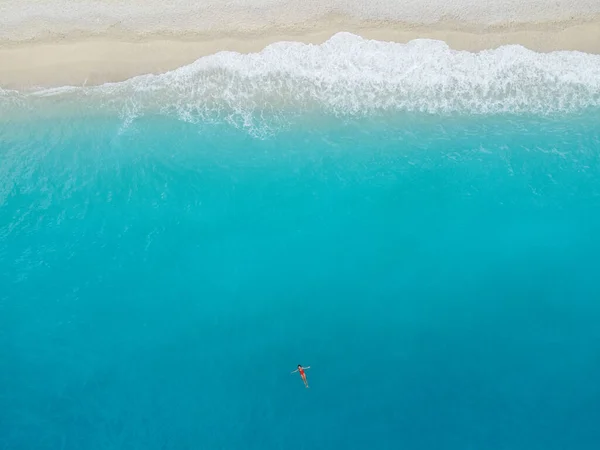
xmin=291 ymin=364 xmax=310 ymax=388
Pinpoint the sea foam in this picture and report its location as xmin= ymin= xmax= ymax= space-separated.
xmin=3 ymin=33 xmax=600 ymax=128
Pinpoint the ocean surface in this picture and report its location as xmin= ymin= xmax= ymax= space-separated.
xmin=2 ymin=33 xmax=600 ymax=450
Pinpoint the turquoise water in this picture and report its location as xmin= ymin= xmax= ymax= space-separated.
xmin=2 ymin=34 xmax=600 ymax=449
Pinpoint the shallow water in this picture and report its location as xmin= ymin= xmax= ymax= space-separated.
xmin=2 ymin=35 xmax=600 ymax=450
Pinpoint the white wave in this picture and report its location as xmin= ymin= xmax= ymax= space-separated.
xmin=4 ymin=33 xmax=600 ymax=128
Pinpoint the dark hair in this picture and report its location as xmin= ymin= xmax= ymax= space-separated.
xmin=298 ymin=364 xmax=301 ymax=367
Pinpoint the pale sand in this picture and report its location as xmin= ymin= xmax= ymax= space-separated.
xmin=2 ymin=18 xmax=600 ymax=90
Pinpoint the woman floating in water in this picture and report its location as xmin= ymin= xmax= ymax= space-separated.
xmin=291 ymin=364 xmax=310 ymax=388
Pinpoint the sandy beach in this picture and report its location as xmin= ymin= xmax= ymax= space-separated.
xmin=1 ymin=0 xmax=600 ymax=89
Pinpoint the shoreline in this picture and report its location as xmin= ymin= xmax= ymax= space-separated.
xmin=2 ymin=18 xmax=600 ymax=90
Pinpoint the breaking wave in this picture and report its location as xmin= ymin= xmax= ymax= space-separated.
xmin=2 ymin=32 xmax=600 ymax=131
